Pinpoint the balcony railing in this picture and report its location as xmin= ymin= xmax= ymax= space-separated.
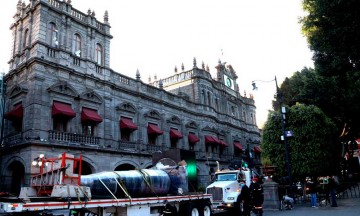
xmin=3 ymin=132 xmax=23 ymax=146
xmin=195 ymin=151 xmax=236 ymax=163
xmin=3 ymin=131 xmax=243 ymax=163
xmin=118 ymin=140 xmax=138 ymax=152
xmin=48 ymin=131 xmax=100 ymax=146
xmin=117 ymin=141 xmax=167 ymax=154
xmin=47 ymin=47 xmax=56 ymax=58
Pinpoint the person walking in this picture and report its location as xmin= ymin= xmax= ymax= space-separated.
xmin=322 ymin=177 xmax=330 ymax=206
xmin=249 ymin=177 xmax=264 ymax=215
xmin=306 ymin=177 xmax=318 ymax=208
xmin=328 ymin=176 xmax=338 ymax=207
xmin=238 ymin=179 xmax=251 ymax=216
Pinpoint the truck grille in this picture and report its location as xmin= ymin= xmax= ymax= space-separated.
xmin=207 ymin=187 xmax=223 ymax=201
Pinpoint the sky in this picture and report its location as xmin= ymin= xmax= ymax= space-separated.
xmin=0 ymin=0 xmax=314 ymax=128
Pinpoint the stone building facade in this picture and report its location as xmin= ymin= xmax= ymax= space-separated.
xmin=0 ymin=0 xmax=261 ymax=195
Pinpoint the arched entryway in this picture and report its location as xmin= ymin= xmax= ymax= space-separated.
xmin=81 ymin=160 xmax=94 ymax=175
xmin=114 ymin=164 xmax=135 ymax=171
xmin=7 ymin=161 xmax=25 ymax=196
xmin=145 ymin=164 xmax=153 ymax=169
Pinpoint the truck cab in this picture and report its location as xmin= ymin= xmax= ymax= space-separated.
xmin=206 ymin=168 xmax=251 ymax=211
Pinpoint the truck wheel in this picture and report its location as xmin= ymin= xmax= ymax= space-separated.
xmin=235 ymin=197 xmax=244 ymax=214
xmin=182 ymin=203 xmax=200 ymax=216
xmin=189 ymin=205 xmax=200 ymax=216
xmin=201 ymin=204 xmax=211 ymax=216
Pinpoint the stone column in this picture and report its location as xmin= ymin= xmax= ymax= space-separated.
xmin=263 ymin=177 xmax=280 ymax=210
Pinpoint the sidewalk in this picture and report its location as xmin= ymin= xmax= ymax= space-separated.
xmin=265 ymin=197 xmax=360 ymax=216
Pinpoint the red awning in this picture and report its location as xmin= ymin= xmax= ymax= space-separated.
xmin=234 ymin=141 xmax=244 ymax=151
xmin=219 ymin=140 xmax=228 ymax=147
xmin=188 ymin=133 xmax=200 ymax=144
xmin=52 ymin=101 xmax=76 ymax=118
xmin=148 ymin=123 xmax=163 ymax=135
xmin=120 ymin=117 xmax=138 ymax=131
xmin=81 ymin=108 xmax=103 ymax=123
xmin=254 ymin=146 xmax=262 ymax=153
xmin=170 ymin=128 xmax=183 ymax=139
xmin=4 ymin=104 xmax=23 ymax=121
xmin=205 ymin=135 xmax=220 ymax=145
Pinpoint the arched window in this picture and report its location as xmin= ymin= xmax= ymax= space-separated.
xmin=201 ymin=90 xmax=205 ymax=104
xmin=22 ymin=29 xmax=29 ymax=50
xmin=73 ymin=33 xmax=81 ymax=57
xmin=231 ymin=106 xmax=235 ymax=116
xmin=207 ymin=92 xmax=211 ymax=106
xmin=47 ymin=22 xmax=58 ymax=47
xmin=215 ymin=98 xmax=219 ymax=111
xmin=96 ymin=43 xmax=103 ymax=65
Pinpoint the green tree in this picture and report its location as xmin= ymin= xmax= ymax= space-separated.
xmin=300 ymin=0 xmax=360 ymax=138
xmin=262 ymin=104 xmax=339 ymax=181
xmin=276 ymin=68 xmax=345 ymax=133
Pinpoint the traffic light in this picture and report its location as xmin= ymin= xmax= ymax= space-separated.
xmin=186 ymin=158 xmax=197 ymax=179
xmin=242 ymin=161 xmax=248 ymax=168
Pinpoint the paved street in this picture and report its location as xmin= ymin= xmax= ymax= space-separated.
xmin=265 ymin=198 xmax=360 ymax=216
xmin=214 ymin=197 xmax=360 ymax=216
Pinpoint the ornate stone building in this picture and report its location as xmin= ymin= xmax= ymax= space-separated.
xmin=0 ymin=0 xmax=261 ymax=195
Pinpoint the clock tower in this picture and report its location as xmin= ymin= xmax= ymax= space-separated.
xmin=215 ymin=60 xmax=238 ymax=91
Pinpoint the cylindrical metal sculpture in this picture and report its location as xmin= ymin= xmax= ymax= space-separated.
xmin=81 ymin=167 xmax=187 ymax=198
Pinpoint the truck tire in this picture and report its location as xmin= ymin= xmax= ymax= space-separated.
xmin=180 ymin=203 xmax=200 ymax=216
xmin=234 ymin=196 xmax=244 ymax=214
xmin=188 ymin=205 xmax=200 ymax=216
xmin=201 ymin=204 xmax=212 ymax=216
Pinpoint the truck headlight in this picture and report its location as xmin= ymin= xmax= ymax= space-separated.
xmin=227 ymin=197 xmax=235 ymax=200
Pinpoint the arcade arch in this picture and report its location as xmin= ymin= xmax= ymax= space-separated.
xmin=7 ymin=161 xmax=25 ymax=195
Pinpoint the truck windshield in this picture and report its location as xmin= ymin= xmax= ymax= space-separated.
xmin=216 ymin=173 xmax=237 ymax=181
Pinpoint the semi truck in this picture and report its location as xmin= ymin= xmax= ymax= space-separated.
xmin=205 ymin=162 xmax=252 ymax=213
xmin=0 ymin=153 xmax=212 ymax=216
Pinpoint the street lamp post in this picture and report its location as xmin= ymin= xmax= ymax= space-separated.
xmin=274 ymin=77 xmax=292 ymax=189
xmin=0 ymin=73 xmax=6 ymax=146
xmin=252 ymin=76 xmax=292 ymax=192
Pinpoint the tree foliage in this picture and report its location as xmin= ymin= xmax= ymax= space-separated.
xmin=276 ymin=68 xmax=347 ymax=134
xmin=294 ymin=0 xmax=360 ymax=138
xmin=301 ymin=0 xmax=360 ymax=75
xmin=262 ymin=104 xmax=339 ymax=181
xmin=262 ymin=0 xmax=360 ymax=181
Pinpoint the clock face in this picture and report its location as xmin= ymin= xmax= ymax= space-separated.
xmin=226 ymin=77 xmax=232 ymax=87
xmin=223 ymin=74 xmax=234 ymax=89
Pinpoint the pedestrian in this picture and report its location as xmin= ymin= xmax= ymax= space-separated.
xmin=322 ymin=177 xmax=330 ymax=206
xmin=249 ymin=177 xmax=264 ymax=215
xmin=306 ymin=177 xmax=318 ymax=208
xmin=238 ymin=179 xmax=251 ymax=216
xmin=328 ymin=176 xmax=338 ymax=207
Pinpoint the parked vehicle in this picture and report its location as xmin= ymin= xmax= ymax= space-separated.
xmin=0 ymin=153 xmax=212 ymax=216
xmin=205 ymin=161 xmax=252 ymax=213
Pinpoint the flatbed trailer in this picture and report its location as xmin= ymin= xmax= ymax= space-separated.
xmin=0 ymin=153 xmax=213 ymax=215
xmin=0 ymin=194 xmax=212 ymax=216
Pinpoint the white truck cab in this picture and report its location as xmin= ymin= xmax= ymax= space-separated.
xmin=206 ymin=168 xmax=251 ymax=212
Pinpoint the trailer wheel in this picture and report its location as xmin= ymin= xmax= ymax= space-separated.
xmin=201 ymin=204 xmax=211 ymax=216
xmin=181 ymin=203 xmax=200 ymax=216
xmin=189 ymin=205 xmax=200 ymax=216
